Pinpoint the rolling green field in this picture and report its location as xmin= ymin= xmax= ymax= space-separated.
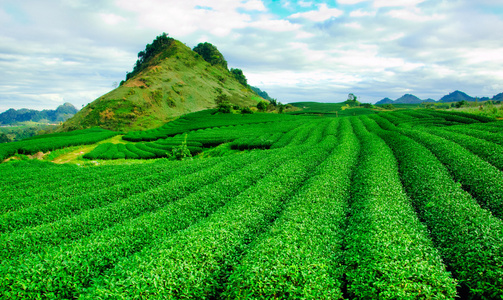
xmin=1 ymin=109 xmax=503 ymax=299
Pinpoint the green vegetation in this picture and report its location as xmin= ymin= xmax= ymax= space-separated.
xmin=0 ymin=123 xmax=58 ymax=143
xmin=192 ymin=42 xmax=228 ymax=69
xmin=62 ymin=37 xmax=264 ymax=132
xmin=125 ymin=33 xmax=174 ymax=82
xmin=0 ymin=127 xmax=117 ymax=161
xmin=2 ymin=108 xmax=503 ymax=299
xmin=289 ymin=101 xmax=376 ymax=116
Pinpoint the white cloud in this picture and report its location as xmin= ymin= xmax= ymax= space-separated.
xmin=1 ymin=0 xmax=503 ymax=111
xmin=250 ymin=18 xmax=301 ymax=32
xmin=373 ymin=0 xmax=426 ymax=8
xmin=343 ymin=22 xmax=363 ymax=29
xmin=100 ymin=13 xmax=126 ymax=25
xmin=298 ymin=1 xmax=314 ymax=8
xmin=386 ymin=8 xmax=444 ymax=22
xmin=289 ymin=4 xmax=343 ymax=22
xmin=337 ymin=0 xmax=369 ymax=4
xmin=349 ymin=9 xmax=376 ymax=17
xmin=241 ymin=0 xmax=267 ymax=11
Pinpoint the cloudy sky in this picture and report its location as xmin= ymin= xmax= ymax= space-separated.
xmin=1 ymin=0 xmax=503 ymax=111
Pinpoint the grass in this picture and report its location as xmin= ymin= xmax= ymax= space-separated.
xmin=445 ymin=103 xmax=503 ymax=119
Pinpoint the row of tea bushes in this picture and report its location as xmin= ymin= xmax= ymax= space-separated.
xmin=361 ymin=115 xmax=503 ymax=298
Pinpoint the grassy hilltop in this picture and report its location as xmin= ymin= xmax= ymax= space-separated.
xmin=61 ymin=35 xmax=263 ymax=132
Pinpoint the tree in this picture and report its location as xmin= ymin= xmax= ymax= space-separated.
xmin=257 ymin=101 xmax=268 ymax=112
xmin=215 ymin=93 xmax=229 ymax=105
xmin=241 ymin=107 xmax=253 ymax=114
xmin=126 ymin=33 xmax=174 ymax=81
xmin=344 ymin=93 xmax=361 ymax=107
xmin=278 ymin=104 xmax=285 ymax=113
xmin=193 ymin=42 xmax=228 ymax=69
xmin=230 ymin=68 xmax=247 ymax=86
xmin=217 ymin=103 xmax=232 ymax=113
xmin=170 ymin=134 xmax=192 ymax=160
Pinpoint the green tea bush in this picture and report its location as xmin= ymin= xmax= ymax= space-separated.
xmin=361 ymin=115 xmax=503 ymax=298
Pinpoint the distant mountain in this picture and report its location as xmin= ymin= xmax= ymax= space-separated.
xmin=375 ymin=90 xmax=503 ymax=105
xmin=492 ymin=93 xmax=503 ymax=101
xmin=0 ymin=103 xmax=78 ymax=125
xmin=395 ymin=94 xmax=423 ymax=104
xmin=375 ymin=94 xmax=422 ymax=105
xmin=250 ymin=86 xmax=273 ymax=101
xmin=375 ymin=97 xmax=394 ymax=105
xmin=439 ymin=90 xmax=475 ymax=103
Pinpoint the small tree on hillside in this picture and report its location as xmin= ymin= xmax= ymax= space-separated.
xmin=257 ymin=101 xmax=268 ymax=112
xmin=193 ymin=42 xmax=228 ymax=69
xmin=230 ymin=68 xmax=247 ymax=86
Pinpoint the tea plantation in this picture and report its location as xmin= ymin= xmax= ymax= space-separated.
xmin=1 ymin=110 xmax=502 ymax=299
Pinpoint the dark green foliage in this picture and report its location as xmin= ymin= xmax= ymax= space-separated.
xmin=126 ymin=33 xmax=174 ymax=81
xmin=230 ymin=68 xmax=247 ymax=86
xmin=256 ymin=100 xmax=268 ymax=112
xmin=192 ymin=42 xmax=228 ymax=69
xmin=217 ymin=103 xmax=232 ymax=113
xmin=240 ymin=106 xmax=253 ymax=114
xmin=215 ymin=93 xmax=229 ymax=105
xmin=169 ymin=135 xmax=192 ymax=160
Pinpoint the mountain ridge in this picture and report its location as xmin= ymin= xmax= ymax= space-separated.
xmin=0 ymin=103 xmax=78 ymax=125
xmin=375 ymin=90 xmax=502 ymax=105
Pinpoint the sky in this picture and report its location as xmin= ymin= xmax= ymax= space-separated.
xmin=1 ymin=0 xmax=503 ymax=111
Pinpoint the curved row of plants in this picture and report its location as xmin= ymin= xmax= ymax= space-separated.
xmin=1 ymin=109 xmax=503 ymax=298
xmin=0 ymin=127 xmax=117 ymax=161
xmin=362 ymin=115 xmax=503 ymax=298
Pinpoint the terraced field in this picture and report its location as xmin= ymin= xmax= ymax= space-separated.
xmin=1 ymin=110 xmax=502 ymax=299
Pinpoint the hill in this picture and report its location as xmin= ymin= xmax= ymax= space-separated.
xmin=0 ymin=103 xmax=77 ymax=125
xmin=438 ymin=90 xmax=475 ymax=103
xmin=376 ymin=94 xmax=422 ymax=105
xmin=491 ymin=92 xmax=503 ymax=101
xmin=394 ymin=94 xmax=422 ymax=104
xmin=61 ymin=35 xmax=263 ymax=132
xmin=376 ymin=97 xmax=393 ymax=105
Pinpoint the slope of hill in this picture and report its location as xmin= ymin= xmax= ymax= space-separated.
xmin=0 ymin=103 xmax=77 ymax=125
xmin=492 ymin=92 xmax=503 ymax=101
xmin=61 ymin=36 xmax=263 ymax=132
